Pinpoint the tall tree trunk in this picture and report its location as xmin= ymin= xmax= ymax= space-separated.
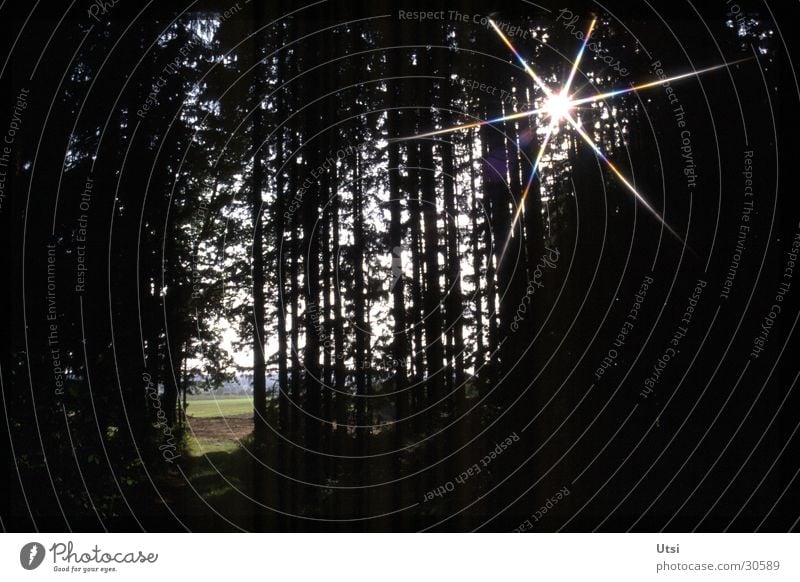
xmin=276 ymin=127 xmax=289 ymax=435
xmin=388 ymin=109 xmax=408 ymax=434
xmin=480 ymin=123 xmax=499 ymax=400
xmin=288 ymin=152 xmax=301 ymax=516
xmin=388 ymin=107 xmax=408 ymax=522
xmin=524 ymin=113 xmax=546 ymax=271
xmin=146 ymin=278 xmax=161 ymax=423
xmin=321 ymin=174 xmax=333 ymax=456
xmin=251 ymin=0 xmax=268 ymax=530
xmin=406 ymin=139 xmax=425 ymax=432
xmin=441 ymin=140 xmax=465 ymax=416
xmin=420 ymin=141 xmax=442 ymax=427
xmin=162 ymin=233 xmax=184 ymax=427
xmin=468 ymin=138 xmax=485 ymax=382
xmin=501 ymin=116 xmax=528 ymax=373
xmin=251 ymin=77 xmax=267 ymax=446
xmin=290 ymin=197 xmax=301 ymax=439
xmin=274 ymin=125 xmax=290 ymax=522
xmin=303 ymin=145 xmax=321 ymax=482
xmin=352 ymin=150 xmax=367 ymax=439
xmin=331 ymin=170 xmax=347 ymax=455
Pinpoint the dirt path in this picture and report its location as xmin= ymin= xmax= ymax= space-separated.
xmin=176 ymin=414 xmax=255 ymax=531
xmin=186 ymin=413 xmax=254 ymax=449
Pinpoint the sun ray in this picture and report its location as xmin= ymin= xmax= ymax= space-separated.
xmin=486 ymin=19 xmax=591 ymax=267
xmin=489 ymin=18 xmax=687 ymax=249
xmin=397 ymin=56 xmax=747 ymax=143
xmin=568 ymin=58 xmax=752 ymax=108
xmin=389 ymin=105 xmax=548 ymax=143
xmin=488 ymin=18 xmax=554 ymax=98
xmin=563 ymin=18 xmax=596 ymax=96
xmin=563 ymin=111 xmax=686 ymax=244
xmin=394 ymin=15 xmax=745 ymax=257
xmin=497 ymin=120 xmax=558 ymax=267
xmin=499 ymin=20 xmax=595 ymax=265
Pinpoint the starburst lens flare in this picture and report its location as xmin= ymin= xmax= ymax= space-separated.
xmin=544 ymin=92 xmax=573 ymax=122
xmin=403 ymin=15 xmax=749 ymax=260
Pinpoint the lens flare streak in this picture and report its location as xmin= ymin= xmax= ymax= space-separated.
xmin=490 ymin=17 xmax=687 ymax=247
xmin=498 ymin=19 xmax=595 ymax=266
xmin=401 ymin=16 xmax=747 ymax=258
xmin=567 ymin=59 xmax=752 ymax=109
xmin=563 ymin=111 xmax=685 ymax=243
xmin=390 ymin=106 xmax=548 ymax=142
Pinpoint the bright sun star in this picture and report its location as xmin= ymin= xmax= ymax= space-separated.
xmin=543 ymin=91 xmax=573 ymax=123
xmin=398 ymin=15 xmax=750 ymax=265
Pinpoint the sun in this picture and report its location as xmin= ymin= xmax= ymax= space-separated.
xmin=543 ymin=91 xmax=573 ymax=123
xmin=399 ymin=15 xmax=748 ymax=262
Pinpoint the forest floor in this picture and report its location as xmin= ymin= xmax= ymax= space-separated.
xmin=177 ymin=406 xmax=256 ymax=530
xmin=185 ymin=412 xmax=253 ymax=454
xmin=173 ymin=397 xmax=430 ymax=530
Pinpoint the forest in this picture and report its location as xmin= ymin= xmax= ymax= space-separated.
xmin=4 ymin=0 xmax=799 ymax=533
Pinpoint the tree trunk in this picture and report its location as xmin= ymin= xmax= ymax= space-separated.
xmin=331 ymin=169 xmax=347 ymax=454
xmin=352 ymin=150 xmax=367 ymax=437
xmin=303 ymin=143 xmax=322 ymax=479
xmin=468 ymin=138 xmax=484 ymax=380
xmin=388 ymin=109 xmax=408 ymax=432
xmin=420 ymin=141 xmax=442 ymax=428
xmin=480 ymin=123 xmax=500 ymax=399
xmin=406 ymin=139 xmax=425 ymax=432
xmin=441 ymin=140 xmax=465 ymax=416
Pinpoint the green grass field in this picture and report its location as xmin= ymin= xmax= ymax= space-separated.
xmin=185 ymin=396 xmax=253 ymax=418
xmin=180 ymin=398 xmax=256 ymax=527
